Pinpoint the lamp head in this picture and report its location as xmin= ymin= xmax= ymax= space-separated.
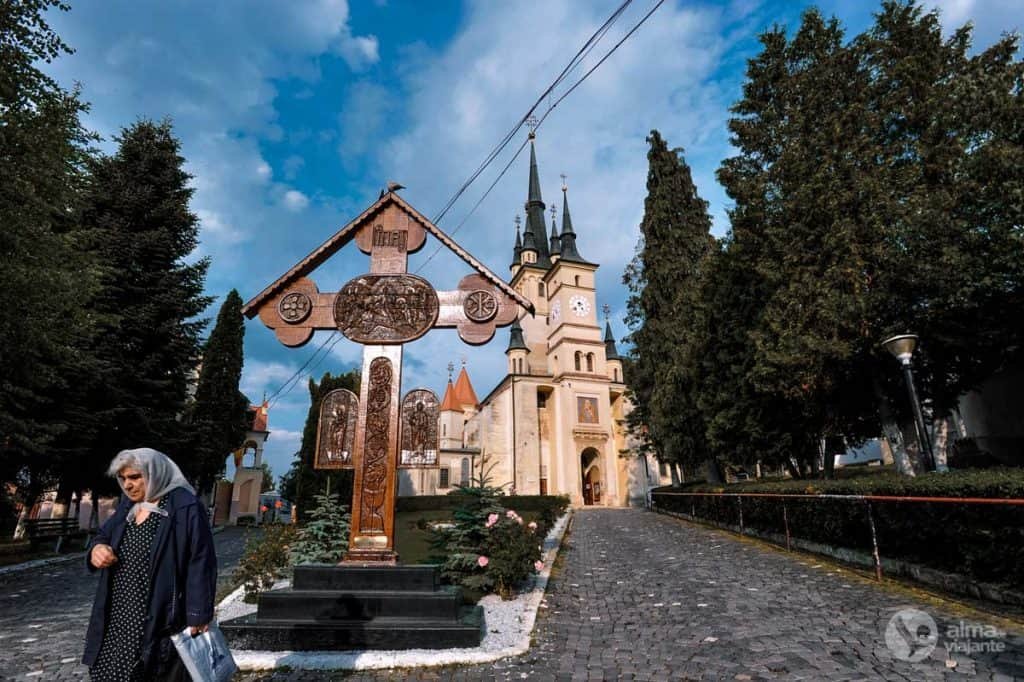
xmin=882 ymin=334 xmax=918 ymax=365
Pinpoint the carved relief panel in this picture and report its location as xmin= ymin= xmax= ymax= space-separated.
xmin=334 ymin=274 xmax=439 ymax=344
xmin=314 ymin=388 xmax=358 ymax=469
xmin=399 ymin=389 xmax=439 ymax=467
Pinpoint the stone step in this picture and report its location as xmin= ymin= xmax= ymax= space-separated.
xmin=256 ymin=587 xmax=463 ymax=622
xmin=221 ymin=606 xmax=484 ymax=651
xmin=292 ymin=564 xmax=440 ymax=592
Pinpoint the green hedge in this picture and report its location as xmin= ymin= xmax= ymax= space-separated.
xmin=653 ymin=468 xmax=1024 ymax=590
xmin=397 ymin=493 xmax=570 ymax=515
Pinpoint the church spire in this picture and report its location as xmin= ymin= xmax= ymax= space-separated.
xmin=522 ymin=131 xmax=551 ymax=268
xmin=558 ymin=181 xmax=587 ymax=263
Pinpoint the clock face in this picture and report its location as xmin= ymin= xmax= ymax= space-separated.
xmin=569 ymin=295 xmax=591 ymax=317
xmin=550 ymin=300 xmax=561 ymax=321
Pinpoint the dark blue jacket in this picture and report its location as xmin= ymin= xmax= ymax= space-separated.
xmin=82 ymin=487 xmax=217 ymax=669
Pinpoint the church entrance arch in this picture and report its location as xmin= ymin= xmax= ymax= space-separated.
xmin=580 ymin=448 xmax=602 ymax=505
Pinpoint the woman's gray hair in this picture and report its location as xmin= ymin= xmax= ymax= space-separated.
xmin=108 ymin=447 xmax=195 ymax=508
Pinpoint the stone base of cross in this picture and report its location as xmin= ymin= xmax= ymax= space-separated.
xmin=243 ymin=191 xmax=531 ymax=563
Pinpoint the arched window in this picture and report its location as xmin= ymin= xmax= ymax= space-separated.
xmin=442 ymin=423 xmax=447 ymax=436
xmin=614 ymin=367 xmax=620 ymax=382
xmin=460 ymin=458 xmax=471 ymax=486
xmin=586 ymin=353 xmax=594 ymax=372
xmin=538 ymin=282 xmax=545 ymax=297
xmin=574 ymin=275 xmax=580 ymax=286
xmin=574 ymin=352 xmax=582 ymax=371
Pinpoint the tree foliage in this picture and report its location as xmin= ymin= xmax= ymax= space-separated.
xmin=77 ymin=119 xmax=211 ymax=486
xmin=289 ymin=479 xmax=351 ymax=566
xmin=187 ymin=289 xmax=248 ymax=494
xmin=624 ymin=130 xmax=716 ymax=475
xmin=0 ymin=1 xmax=100 ymax=503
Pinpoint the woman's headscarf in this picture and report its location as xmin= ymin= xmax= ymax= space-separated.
xmin=108 ymin=447 xmax=195 ymax=521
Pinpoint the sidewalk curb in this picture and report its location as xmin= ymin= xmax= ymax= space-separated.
xmin=222 ymin=510 xmax=573 ymax=672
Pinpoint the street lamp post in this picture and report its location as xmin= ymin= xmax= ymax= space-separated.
xmin=882 ymin=334 xmax=935 ymax=471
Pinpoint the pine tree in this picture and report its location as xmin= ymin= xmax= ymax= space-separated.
xmin=278 ymin=369 xmax=360 ymax=517
xmin=78 ymin=119 xmax=211 ymax=483
xmin=289 ymin=478 xmax=351 ymax=565
xmin=623 ymin=131 xmax=716 ymax=480
xmin=187 ymin=289 xmax=248 ymax=494
xmin=0 ymin=1 xmax=100 ymax=504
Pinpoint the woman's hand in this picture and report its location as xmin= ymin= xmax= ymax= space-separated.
xmin=189 ymin=623 xmax=210 ymax=637
xmin=89 ymin=543 xmax=117 ymax=569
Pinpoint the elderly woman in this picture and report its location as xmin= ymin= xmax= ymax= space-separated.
xmin=82 ymin=448 xmax=218 ymax=681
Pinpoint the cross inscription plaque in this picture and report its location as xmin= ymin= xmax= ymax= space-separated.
xmin=243 ymin=190 xmax=531 ymax=562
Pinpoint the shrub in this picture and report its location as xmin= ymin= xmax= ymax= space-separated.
xmin=233 ymin=523 xmax=298 ymax=603
xmin=653 ymin=467 xmax=1024 ymax=590
xmin=289 ymin=486 xmax=350 ymax=566
xmin=432 ymin=484 xmax=545 ymax=600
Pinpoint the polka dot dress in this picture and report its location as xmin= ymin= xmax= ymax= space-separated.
xmin=90 ymin=497 xmax=166 ymax=681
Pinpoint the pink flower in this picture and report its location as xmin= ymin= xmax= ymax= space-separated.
xmin=485 ymin=513 xmax=499 ymax=528
xmin=506 ymin=510 xmax=517 ymax=519
xmin=534 ymin=560 xmax=544 ymax=571
xmin=528 ymin=521 xmax=538 ymax=531
xmin=477 ymin=555 xmax=489 ymax=568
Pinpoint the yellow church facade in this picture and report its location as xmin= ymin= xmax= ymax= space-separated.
xmin=397 ymin=135 xmax=667 ymax=507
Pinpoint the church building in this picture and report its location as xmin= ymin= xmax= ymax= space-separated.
xmin=399 ymin=133 xmax=666 ymax=507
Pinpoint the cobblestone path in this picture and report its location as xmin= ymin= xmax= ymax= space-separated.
xmin=0 ymin=526 xmax=253 ymax=680
xmin=238 ymin=509 xmax=1023 ymax=681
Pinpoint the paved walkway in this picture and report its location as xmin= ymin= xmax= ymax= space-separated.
xmin=0 ymin=526 xmax=253 ymax=680
xmin=239 ymin=509 xmax=1024 ymax=681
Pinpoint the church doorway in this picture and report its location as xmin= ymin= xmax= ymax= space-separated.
xmin=580 ymin=448 xmax=602 ymax=505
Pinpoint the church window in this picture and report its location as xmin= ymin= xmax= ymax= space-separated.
xmin=439 ymin=468 xmax=450 ymax=488
xmin=539 ymin=282 xmax=545 ymax=297
xmin=442 ymin=423 xmax=447 ymax=437
xmin=614 ymin=367 xmax=620 ymax=382
xmin=574 ymin=352 xmax=581 ymax=371
xmin=460 ymin=458 xmax=470 ymax=486
xmin=537 ymin=391 xmax=547 ymax=408
xmin=574 ymin=275 xmax=580 ymax=286
xmin=586 ymin=353 xmax=594 ymax=372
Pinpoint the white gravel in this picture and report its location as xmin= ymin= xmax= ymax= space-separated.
xmin=218 ymin=510 xmax=572 ymax=672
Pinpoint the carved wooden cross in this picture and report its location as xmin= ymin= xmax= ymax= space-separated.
xmin=243 ymin=190 xmax=531 ymax=563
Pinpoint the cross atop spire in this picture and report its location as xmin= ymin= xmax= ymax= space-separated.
xmin=526 ymin=115 xmax=539 ymax=138
xmin=447 ymin=361 xmax=454 ymax=381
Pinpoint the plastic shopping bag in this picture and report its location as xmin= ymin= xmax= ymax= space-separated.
xmin=170 ymin=623 xmax=239 ymax=682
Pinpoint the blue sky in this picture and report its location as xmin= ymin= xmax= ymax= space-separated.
xmin=43 ymin=0 xmax=1022 ymax=485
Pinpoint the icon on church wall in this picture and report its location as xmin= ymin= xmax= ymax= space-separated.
xmin=315 ymin=388 xmax=358 ymax=468
xmin=399 ymin=388 xmax=439 ymax=467
xmin=577 ymin=396 xmax=599 ymax=424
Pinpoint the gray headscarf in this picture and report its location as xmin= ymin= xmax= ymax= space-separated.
xmin=108 ymin=448 xmax=195 ymax=521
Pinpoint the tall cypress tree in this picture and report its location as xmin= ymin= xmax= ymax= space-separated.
xmin=0 ymin=1 xmax=100 ymax=505
xmin=79 ymin=119 xmax=211 ymax=481
xmin=279 ymin=370 xmax=359 ymax=519
xmin=187 ymin=289 xmax=248 ymax=494
xmin=624 ymin=131 xmax=716 ymax=481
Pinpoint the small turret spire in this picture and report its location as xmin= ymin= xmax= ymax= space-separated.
xmin=603 ymin=315 xmax=622 ymax=361
xmin=558 ymin=181 xmax=587 ymax=263
xmin=511 ymin=215 xmax=523 ymax=268
xmin=549 ymin=203 xmax=561 ymax=257
xmin=506 ymin=317 xmax=528 ymax=354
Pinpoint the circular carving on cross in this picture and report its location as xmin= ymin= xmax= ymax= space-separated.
xmin=463 ymin=289 xmax=498 ymax=323
xmin=278 ymin=291 xmax=312 ymax=324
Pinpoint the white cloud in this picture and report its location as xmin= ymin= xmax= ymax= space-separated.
xmin=283 ymin=190 xmax=310 ymax=212
xmin=240 ymin=359 xmax=301 ymax=403
xmin=336 ymin=33 xmax=380 ymax=71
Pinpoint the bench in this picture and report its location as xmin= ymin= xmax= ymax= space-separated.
xmin=22 ymin=517 xmax=88 ymax=552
